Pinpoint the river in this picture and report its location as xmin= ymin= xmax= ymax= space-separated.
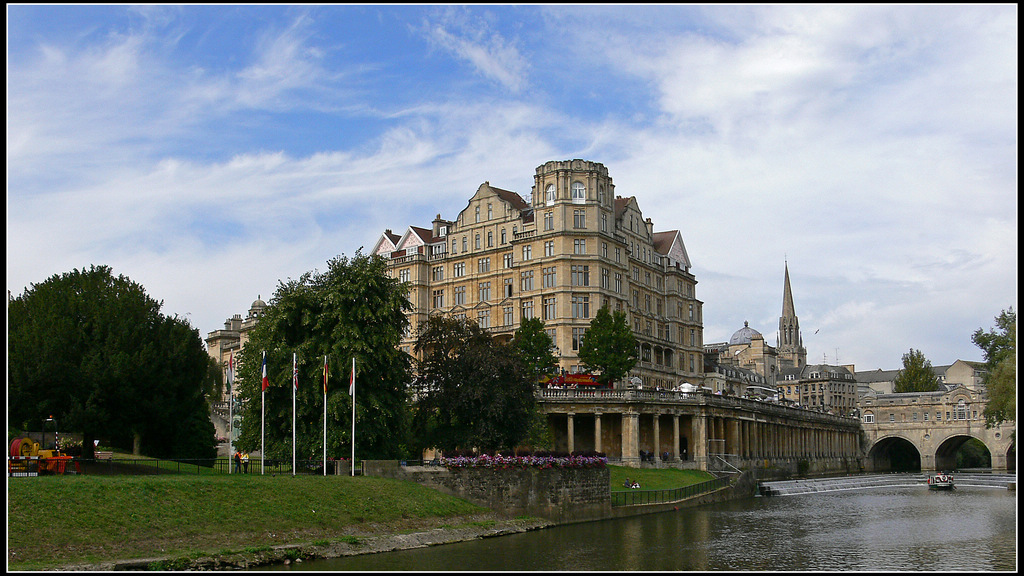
xmin=265 ymin=481 xmax=1017 ymax=571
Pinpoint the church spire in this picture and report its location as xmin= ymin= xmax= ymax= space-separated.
xmin=782 ymin=261 xmax=796 ymax=318
xmin=778 ymin=261 xmax=806 ymax=368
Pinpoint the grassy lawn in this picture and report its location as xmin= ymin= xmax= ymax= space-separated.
xmin=607 ymin=465 xmax=715 ymax=492
xmin=7 ymin=474 xmax=485 ymax=570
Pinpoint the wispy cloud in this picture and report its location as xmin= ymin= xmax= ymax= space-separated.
xmin=417 ymin=7 xmax=529 ymax=93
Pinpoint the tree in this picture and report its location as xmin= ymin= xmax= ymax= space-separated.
xmin=972 ymin=308 xmax=1016 ymax=427
xmin=891 ymin=349 xmax=940 ymax=393
xmin=577 ymin=306 xmax=638 ymax=387
xmin=511 ymin=317 xmax=558 ymax=384
xmin=8 ymin=265 xmax=218 ymax=459
xmin=234 ymin=252 xmax=413 ymax=462
xmin=412 ymin=315 xmax=536 ymax=453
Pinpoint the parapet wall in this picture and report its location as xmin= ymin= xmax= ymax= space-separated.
xmin=364 ymin=461 xmax=612 ymax=523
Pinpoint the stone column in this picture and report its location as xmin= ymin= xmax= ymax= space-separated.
xmin=622 ymin=412 xmax=639 ymax=467
xmin=691 ymin=412 xmax=707 ymax=471
xmin=673 ymin=415 xmax=680 ymax=461
xmin=726 ymin=418 xmax=739 ymax=458
xmin=653 ymin=412 xmax=661 ymax=458
xmin=567 ymin=413 xmax=575 ymax=454
xmin=594 ymin=413 xmax=602 ymax=454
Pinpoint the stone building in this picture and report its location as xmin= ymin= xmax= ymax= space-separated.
xmin=705 ymin=321 xmax=780 ymax=390
xmin=372 ymin=159 xmax=705 ymax=389
xmin=854 ymin=359 xmax=987 ymax=396
xmin=777 ymin=363 xmax=859 ymax=415
xmin=205 ymin=296 xmax=267 ymax=403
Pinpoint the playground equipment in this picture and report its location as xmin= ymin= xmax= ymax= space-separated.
xmin=9 ymin=417 xmax=78 ymax=477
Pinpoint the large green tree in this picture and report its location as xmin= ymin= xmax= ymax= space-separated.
xmin=511 ymin=317 xmax=558 ymax=384
xmin=234 ymin=252 xmax=412 ymax=462
xmin=577 ymin=306 xmax=638 ymax=386
xmin=8 ymin=265 xmax=218 ymax=459
xmin=972 ymin=308 xmax=1016 ymax=427
xmin=891 ymin=348 xmax=940 ymax=393
xmin=412 ymin=315 xmax=536 ymax=453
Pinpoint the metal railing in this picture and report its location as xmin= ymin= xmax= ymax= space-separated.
xmin=611 ymin=475 xmax=732 ymax=507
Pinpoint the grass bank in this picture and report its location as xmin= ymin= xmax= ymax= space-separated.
xmin=7 ymin=474 xmax=486 ymax=570
xmin=607 ymin=465 xmax=715 ymax=491
xmin=8 ymin=465 xmax=717 ymax=570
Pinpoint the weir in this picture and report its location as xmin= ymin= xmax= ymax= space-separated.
xmin=758 ymin=472 xmax=1017 ymax=496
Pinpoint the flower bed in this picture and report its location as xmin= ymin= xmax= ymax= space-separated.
xmin=439 ymin=453 xmax=607 ymax=470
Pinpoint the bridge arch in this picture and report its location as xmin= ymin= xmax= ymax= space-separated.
xmin=866 ymin=434 xmax=921 ymax=472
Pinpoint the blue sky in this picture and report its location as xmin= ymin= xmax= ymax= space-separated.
xmin=7 ymin=5 xmax=1017 ymax=371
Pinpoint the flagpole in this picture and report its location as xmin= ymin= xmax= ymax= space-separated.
xmin=292 ymin=352 xmax=297 ymax=477
xmin=350 ymin=357 xmax=355 ymax=477
xmin=261 ymin=389 xmax=265 ymax=475
xmin=228 ymin=352 xmax=234 ymax=475
xmin=261 ymin=350 xmax=267 ymax=475
xmin=323 ymin=354 xmax=328 ymax=477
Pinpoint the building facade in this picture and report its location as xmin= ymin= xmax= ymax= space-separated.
xmin=205 ymin=296 xmax=267 ymax=403
xmin=777 ymin=363 xmax=859 ymax=415
xmin=854 ymin=359 xmax=987 ymax=396
xmin=372 ymin=159 xmax=705 ymax=389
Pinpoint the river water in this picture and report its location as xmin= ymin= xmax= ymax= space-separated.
xmin=268 ymin=482 xmax=1017 ymax=571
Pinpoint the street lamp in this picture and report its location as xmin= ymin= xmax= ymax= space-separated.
xmin=43 ymin=415 xmax=57 ymax=451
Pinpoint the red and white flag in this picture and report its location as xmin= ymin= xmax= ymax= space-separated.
xmin=293 ymin=353 xmax=298 ymax=391
xmin=261 ymin=351 xmax=269 ymax=392
xmin=349 ymin=359 xmax=355 ymax=396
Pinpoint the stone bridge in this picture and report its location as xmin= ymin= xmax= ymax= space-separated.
xmin=537 ymin=388 xmax=862 ymax=475
xmin=859 ymin=386 xmax=1015 ymax=471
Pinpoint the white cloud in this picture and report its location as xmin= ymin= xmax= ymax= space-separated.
xmin=7 ymin=5 xmax=1015 ymax=371
xmin=417 ymin=7 xmax=529 ymax=93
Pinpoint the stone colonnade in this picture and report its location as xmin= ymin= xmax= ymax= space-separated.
xmin=545 ymin=392 xmax=861 ymax=472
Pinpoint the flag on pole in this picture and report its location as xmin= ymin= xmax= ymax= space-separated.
xmin=293 ymin=353 xmax=299 ymax=391
xmin=349 ymin=361 xmax=355 ymax=396
xmin=323 ymin=355 xmax=329 ymax=394
xmin=227 ymin=352 xmax=235 ymax=392
xmin=261 ymin=351 xmax=269 ymax=392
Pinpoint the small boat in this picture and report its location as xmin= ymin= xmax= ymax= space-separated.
xmin=927 ymin=472 xmax=955 ymax=490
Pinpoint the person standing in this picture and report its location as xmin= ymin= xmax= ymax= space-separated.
xmin=241 ymin=452 xmax=249 ymax=474
xmin=233 ymin=451 xmax=242 ymax=473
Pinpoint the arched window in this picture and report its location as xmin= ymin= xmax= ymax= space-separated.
xmin=545 ymin=184 xmax=555 ymax=205
xmin=571 ymin=181 xmax=586 ymax=203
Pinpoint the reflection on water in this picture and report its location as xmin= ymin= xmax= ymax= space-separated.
xmin=266 ymin=485 xmax=1016 ymax=571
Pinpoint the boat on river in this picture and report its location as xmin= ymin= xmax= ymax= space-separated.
xmin=927 ymin=472 xmax=955 ymax=490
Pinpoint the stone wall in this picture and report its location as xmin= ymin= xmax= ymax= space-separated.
xmin=363 ymin=461 xmax=612 ymax=523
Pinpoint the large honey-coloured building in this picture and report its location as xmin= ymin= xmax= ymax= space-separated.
xmin=372 ymin=159 xmax=704 ymax=389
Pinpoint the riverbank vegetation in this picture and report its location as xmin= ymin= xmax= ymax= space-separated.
xmin=7 ymin=474 xmax=485 ymax=570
